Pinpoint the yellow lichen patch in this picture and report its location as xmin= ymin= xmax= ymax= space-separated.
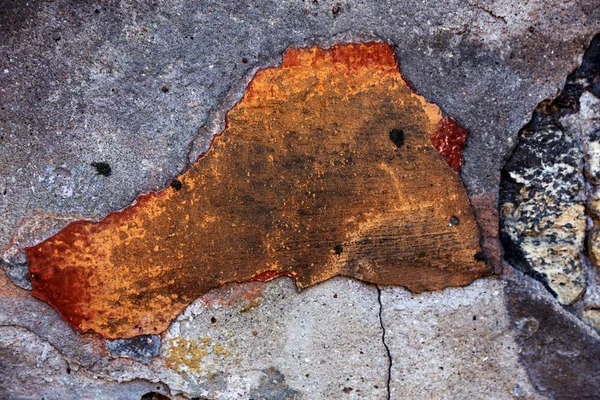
xmin=26 ymin=42 xmax=489 ymax=338
xmin=164 ymin=336 xmax=232 ymax=375
xmin=239 ymin=298 xmax=263 ymax=314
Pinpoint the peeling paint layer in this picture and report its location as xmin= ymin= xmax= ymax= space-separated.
xmin=26 ymin=42 xmax=488 ymax=339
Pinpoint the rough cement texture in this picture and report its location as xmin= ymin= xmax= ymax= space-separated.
xmin=2 ymin=269 xmax=553 ymax=399
xmin=87 ymin=277 xmax=388 ymax=399
xmin=1 ymin=0 xmax=599 ymax=256
xmin=0 ymin=326 xmax=174 ymax=400
xmin=381 ymin=278 xmax=540 ymax=399
xmin=2 ymin=1 xmax=600 ymax=399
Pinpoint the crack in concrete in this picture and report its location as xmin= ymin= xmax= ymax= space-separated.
xmin=0 ymin=323 xmax=77 ymax=366
xmin=0 ymin=323 xmax=179 ymax=398
xmin=377 ymin=286 xmax=392 ymax=400
xmin=466 ymin=1 xmax=507 ymax=24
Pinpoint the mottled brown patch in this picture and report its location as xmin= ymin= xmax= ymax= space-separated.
xmin=199 ymin=281 xmax=266 ymax=309
xmin=27 ymin=42 xmax=489 ymax=338
xmin=470 ymin=194 xmax=502 ymax=273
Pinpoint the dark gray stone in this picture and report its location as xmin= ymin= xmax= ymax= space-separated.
xmin=248 ymin=368 xmax=300 ymax=400
xmin=106 ymin=334 xmax=161 ymax=364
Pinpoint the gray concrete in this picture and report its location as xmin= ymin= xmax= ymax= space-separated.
xmin=381 ymin=278 xmax=540 ymax=399
xmin=92 ymin=277 xmax=389 ymax=399
xmin=1 ymin=0 xmax=599 ymax=257
xmin=2 ymin=270 xmax=553 ymax=399
xmin=2 ymin=1 xmax=600 ymax=398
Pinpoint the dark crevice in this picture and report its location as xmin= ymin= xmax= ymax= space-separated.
xmin=465 ymin=1 xmax=507 ymax=24
xmin=376 ymin=286 xmax=392 ymax=400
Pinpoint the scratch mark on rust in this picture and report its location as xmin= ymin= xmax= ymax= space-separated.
xmin=26 ymin=42 xmax=489 ymax=338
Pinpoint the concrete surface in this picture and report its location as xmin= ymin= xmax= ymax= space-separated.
xmin=381 ymin=278 xmax=539 ymax=399
xmin=2 ymin=1 xmax=600 ymax=399
xmin=2 ymin=271 xmax=563 ymax=399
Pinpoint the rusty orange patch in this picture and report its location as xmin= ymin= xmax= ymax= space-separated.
xmin=26 ymin=42 xmax=490 ymax=339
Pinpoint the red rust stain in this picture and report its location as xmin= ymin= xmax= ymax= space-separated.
xmin=250 ymin=270 xmax=296 ymax=282
xmin=431 ymin=116 xmax=469 ymax=172
xmin=26 ymin=42 xmax=490 ymax=339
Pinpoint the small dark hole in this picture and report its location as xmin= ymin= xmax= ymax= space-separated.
xmin=449 ymin=216 xmax=460 ymax=226
xmin=389 ymin=129 xmax=404 ymax=147
xmin=333 ymin=244 xmax=343 ymax=255
xmin=91 ymin=162 xmax=111 ymax=177
xmin=66 ymin=366 xmax=71 ymax=374
xmin=242 ymin=57 xmax=248 ymax=64
xmin=141 ymin=393 xmax=171 ymax=400
xmin=170 ymin=179 xmax=182 ymax=191
xmin=474 ymin=251 xmax=486 ymax=262
xmin=161 ymin=85 xmax=169 ymax=93
xmin=528 ymin=26 xmax=535 ymax=33
xmin=473 ymin=315 xmax=477 ymax=321
xmin=94 ymin=9 xmax=99 ymax=14
xmin=210 ymin=316 xmax=217 ymax=324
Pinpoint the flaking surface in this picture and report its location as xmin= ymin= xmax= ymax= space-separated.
xmin=27 ymin=43 xmax=488 ymax=338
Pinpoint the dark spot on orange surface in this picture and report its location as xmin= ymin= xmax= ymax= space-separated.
xmin=334 ymin=244 xmax=344 ymax=255
xmin=450 ymin=216 xmax=460 ymax=226
xmin=170 ymin=179 xmax=182 ymax=191
xmin=91 ymin=162 xmax=111 ymax=177
xmin=26 ymin=42 xmax=489 ymax=339
xmin=474 ymin=251 xmax=486 ymax=262
xmin=431 ymin=116 xmax=469 ymax=172
xmin=389 ymin=129 xmax=405 ymax=148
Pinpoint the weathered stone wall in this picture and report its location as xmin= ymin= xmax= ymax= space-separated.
xmin=1 ymin=1 xmax=600 ymax=399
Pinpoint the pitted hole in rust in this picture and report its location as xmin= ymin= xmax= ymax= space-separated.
xmin=333 ymin=244 xmax=344 ymax=255
xmin=170 ymin=179 xmax=182 ymax=191
xmin=389 ymin=129 xmax=405 ymax=148
xmin=474 ymin=251 xmax=486 ymax=262
xmin=27 ymin=42 xmax=489 ymax=339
